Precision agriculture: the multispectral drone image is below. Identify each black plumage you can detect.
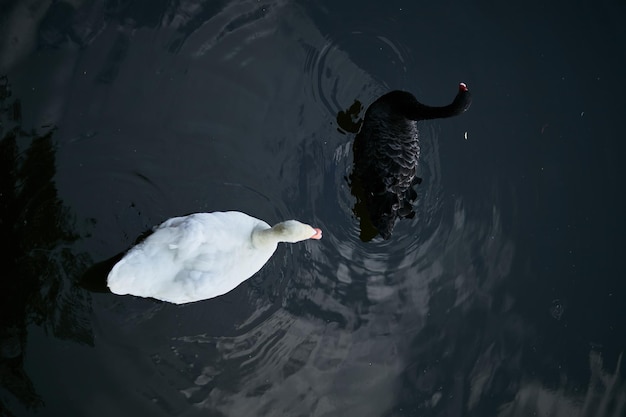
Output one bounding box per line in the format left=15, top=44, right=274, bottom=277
left=351, top=83, right=472, bottom=240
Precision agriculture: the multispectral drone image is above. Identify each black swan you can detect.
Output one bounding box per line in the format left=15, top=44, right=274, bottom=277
left=350, top=83, right=472, bottom=240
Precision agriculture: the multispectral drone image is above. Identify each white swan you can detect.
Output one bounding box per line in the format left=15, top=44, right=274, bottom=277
left=107, top=211, right=322, bottom=304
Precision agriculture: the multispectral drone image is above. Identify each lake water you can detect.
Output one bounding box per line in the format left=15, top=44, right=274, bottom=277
left=1, top=0, right=625, bottom=416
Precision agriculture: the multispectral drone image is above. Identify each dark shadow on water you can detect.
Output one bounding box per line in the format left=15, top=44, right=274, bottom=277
left=0, top=76, right=93, bottom=416
left=346, top=172, right=379, bottom=242
left=337, top=98, right=378, bottom=242
left=336, top=98, right=362, bottom=135
left=79, top=253, right=123, bottom=293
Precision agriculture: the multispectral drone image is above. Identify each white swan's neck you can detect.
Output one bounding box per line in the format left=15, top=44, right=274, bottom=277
left=251, top=225, right=279, bottom=248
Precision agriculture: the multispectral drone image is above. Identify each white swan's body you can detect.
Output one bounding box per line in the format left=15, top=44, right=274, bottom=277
left=107, top=211, right=322, bottom=304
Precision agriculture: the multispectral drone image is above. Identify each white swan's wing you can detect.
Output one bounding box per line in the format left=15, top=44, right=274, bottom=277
left=107, top=214, right=216, bottom=298
left=107, top=212, right=275, bottom=304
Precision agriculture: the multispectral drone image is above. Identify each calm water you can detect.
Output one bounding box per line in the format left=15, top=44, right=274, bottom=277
left=1, top=0, right=625, bottom=416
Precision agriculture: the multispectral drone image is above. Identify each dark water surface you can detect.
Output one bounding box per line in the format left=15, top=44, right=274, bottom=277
left=1, top=0, right=625, bottom=416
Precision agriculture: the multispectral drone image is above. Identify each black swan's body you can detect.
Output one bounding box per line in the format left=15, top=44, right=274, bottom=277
left=351, top=83, right=472, bottom=240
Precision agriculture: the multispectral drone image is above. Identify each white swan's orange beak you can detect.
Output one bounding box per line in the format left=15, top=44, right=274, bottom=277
left=311, top=228, right=323, bottom=240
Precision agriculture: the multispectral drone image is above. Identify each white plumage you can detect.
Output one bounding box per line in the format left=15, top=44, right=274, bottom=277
left=107, top=211, right=322, bottom=304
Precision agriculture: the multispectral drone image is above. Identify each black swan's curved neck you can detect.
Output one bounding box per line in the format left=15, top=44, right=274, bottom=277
left=407, top=100, right=466, bottom=120
left=381, top=83, right=472, bottom=121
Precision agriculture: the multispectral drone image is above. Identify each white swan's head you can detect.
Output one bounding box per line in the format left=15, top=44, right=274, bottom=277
left=252, top=220, right=322, bottom=248
left=271, top=220, right=322, bottom=243
left=251, top=220, right=322, bottom=244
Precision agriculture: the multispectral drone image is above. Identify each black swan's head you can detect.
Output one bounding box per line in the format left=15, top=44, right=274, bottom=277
left=453, top=82, right=472, bottom=115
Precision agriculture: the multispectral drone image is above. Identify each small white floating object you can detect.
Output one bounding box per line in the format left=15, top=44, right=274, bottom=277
left=107, top=211, right=322, bottom=304
left=464, top=131, right=468, bottom=140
